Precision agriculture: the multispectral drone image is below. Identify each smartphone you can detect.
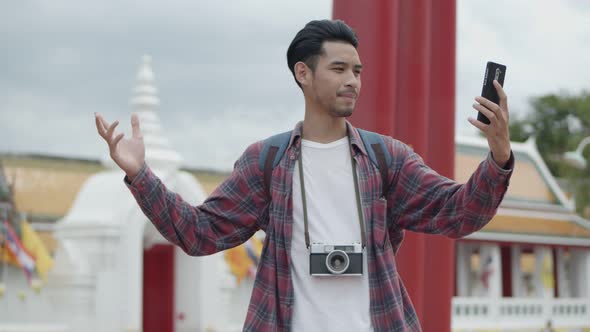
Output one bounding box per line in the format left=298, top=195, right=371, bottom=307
left=477, top=61, right=507, bottom=125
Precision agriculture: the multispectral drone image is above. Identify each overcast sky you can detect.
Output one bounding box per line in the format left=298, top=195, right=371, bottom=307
left=1, top=0, right=589, bottom=171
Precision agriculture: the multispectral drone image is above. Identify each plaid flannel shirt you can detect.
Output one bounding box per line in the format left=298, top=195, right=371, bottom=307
left=126, top=121, right=514, bottom=331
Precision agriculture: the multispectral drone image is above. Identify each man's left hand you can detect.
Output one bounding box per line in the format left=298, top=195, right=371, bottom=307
left=468, top=80, right=511, bottom=167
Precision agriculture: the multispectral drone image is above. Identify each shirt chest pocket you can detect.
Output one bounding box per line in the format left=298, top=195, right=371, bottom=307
left=371, top=198, right=389, bottom=249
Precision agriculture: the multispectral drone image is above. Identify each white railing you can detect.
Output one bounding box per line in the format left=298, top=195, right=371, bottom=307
left=0, top=324, right=69, bottom=332
left=452, top=297, right=590, bottom=330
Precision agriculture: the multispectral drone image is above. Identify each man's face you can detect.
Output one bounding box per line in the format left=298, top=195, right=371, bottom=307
left=306, top=41, right=362, bottom=117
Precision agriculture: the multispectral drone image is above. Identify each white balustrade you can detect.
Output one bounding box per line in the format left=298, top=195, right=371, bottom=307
left=452, top=297, right=590, bottom=330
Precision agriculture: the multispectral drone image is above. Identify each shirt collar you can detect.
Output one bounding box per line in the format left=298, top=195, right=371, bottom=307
left=288, top=120, right=368, bottom=157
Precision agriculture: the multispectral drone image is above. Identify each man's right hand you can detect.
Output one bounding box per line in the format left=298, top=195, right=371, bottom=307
left=95, top=113, right=145, bottom=181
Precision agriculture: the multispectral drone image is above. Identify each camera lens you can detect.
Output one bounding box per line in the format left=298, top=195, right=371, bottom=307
left=325, top=250, right=350, bottom=274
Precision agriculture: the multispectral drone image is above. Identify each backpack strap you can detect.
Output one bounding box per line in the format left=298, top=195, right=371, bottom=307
left=259, top=131, right=292, bottom=196
left=357, top=129, right=393, bottom=198
left=259, top=128, right=393, bottom=198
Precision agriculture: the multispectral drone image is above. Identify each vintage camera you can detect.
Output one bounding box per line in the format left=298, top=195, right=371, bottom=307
left=309, top=243, right=363, bottom=276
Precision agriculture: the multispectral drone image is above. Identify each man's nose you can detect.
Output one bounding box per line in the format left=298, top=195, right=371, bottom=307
left=344, top=71, right=360, bottom=88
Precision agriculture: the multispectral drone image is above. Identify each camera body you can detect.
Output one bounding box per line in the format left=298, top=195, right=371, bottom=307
left=309, top=243, right=363, bottom=276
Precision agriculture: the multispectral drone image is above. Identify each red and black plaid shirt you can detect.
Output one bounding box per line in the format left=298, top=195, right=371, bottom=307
left=126, top=121, right=513, bottom=331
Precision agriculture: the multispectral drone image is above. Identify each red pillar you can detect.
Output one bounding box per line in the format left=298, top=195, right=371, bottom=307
left=334, top=0, right=456, bottom=330
left=143, top=244, right=175, bottom=332
left=501, top=246, right=513, bottom=297
left=332, top=0, right=399, bottom=134
left=422, top=1, right=456, bottom=330
left=391, top=0, right=432, bottom=321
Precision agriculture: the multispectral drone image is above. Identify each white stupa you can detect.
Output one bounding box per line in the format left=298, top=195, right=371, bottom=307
left=0, top=56, right=245, bottom=332
left=102, top=55, right=182, bottom=172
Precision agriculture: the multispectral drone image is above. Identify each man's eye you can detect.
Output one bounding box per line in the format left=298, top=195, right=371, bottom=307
left=333, top=67, right=344, bottom=72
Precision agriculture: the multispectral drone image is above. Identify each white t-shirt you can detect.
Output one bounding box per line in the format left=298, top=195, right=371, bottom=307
left=290, top=137, right=373, bottom=332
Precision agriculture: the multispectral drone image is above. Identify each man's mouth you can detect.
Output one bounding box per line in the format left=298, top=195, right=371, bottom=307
left=338, top=92, right=357, bottom=100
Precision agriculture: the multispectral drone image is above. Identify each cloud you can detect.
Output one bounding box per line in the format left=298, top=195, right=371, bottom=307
left=2, top=0, right=590, bottom=169
left=0, top=0, right=331, bottom=171
left=456, top=0, right=590, bottom=132
left=456, top=0, right=590, bottom=134
left=166, top=105, right=304, bottom=170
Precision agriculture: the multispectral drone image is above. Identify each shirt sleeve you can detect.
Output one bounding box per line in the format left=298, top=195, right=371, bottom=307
left=386, top=139, right=514, bottom=239
left=125, top=141, right=269, bottom=255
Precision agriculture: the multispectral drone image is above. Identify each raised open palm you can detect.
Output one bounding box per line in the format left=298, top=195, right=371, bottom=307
left=95, top=113, right=145, bottom=179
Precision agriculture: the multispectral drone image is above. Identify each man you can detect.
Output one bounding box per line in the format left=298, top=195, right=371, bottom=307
left=95, top=20, right=513, bottom=332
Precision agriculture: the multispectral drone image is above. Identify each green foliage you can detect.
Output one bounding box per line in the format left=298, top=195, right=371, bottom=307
left=0, top=187, right=8, bottom=201
left=508, top=117, right=531, bottom=143
left=0, top=168, right=10, bottom=202
left=509, top=91, right=590, bottom=216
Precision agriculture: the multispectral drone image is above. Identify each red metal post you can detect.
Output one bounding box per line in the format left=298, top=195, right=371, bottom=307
left=332, top=0, right=399, bottom=134
left=143, top=244, right=175, bottom=332
left=334, top=0, right=457, bottom=330
left=421, top=0, right=456, bottom=330
left=391, top=0, right=433, bottom=321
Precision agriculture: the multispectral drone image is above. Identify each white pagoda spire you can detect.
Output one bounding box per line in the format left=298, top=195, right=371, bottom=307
left=103, top=55, right=182, bottom=171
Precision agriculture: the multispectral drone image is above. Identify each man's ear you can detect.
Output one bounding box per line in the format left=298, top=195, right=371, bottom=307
left=294, top=61, right=311, bottom=87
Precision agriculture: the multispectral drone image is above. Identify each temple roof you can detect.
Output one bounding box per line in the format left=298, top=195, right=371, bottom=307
left=456, top=135, right=590, bottom=246
left=0, top=154, right=226, bottom=222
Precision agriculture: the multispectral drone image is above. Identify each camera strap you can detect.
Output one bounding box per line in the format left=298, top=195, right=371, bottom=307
left=297, top=128, right=366, bottom=249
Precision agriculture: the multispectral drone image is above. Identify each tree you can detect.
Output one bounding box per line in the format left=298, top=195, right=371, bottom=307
left=508, top=91, right=590, bottom=217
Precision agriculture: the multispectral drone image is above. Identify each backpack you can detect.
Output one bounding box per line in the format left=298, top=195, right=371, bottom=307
left=258, top=128, right=392, bottom=198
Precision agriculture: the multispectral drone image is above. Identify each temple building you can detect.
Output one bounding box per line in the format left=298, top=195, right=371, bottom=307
left=452, top=136, right=590, bottom=331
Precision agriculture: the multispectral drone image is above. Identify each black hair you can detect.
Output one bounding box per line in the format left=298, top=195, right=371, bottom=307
left=287, top=20, right=359, bottom=88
